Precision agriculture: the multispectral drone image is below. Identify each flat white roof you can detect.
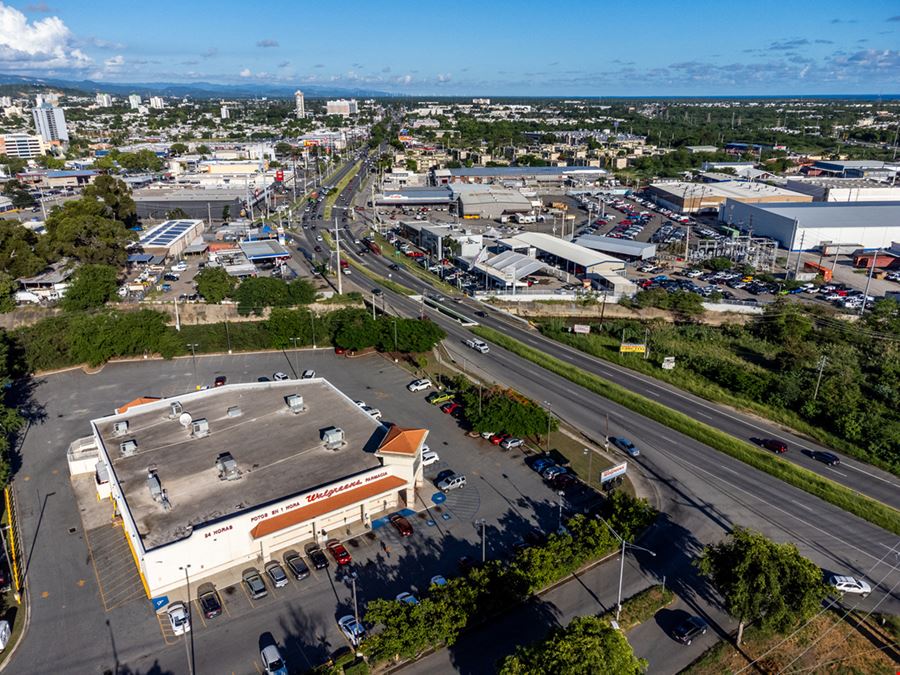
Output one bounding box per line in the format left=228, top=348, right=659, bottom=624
left=499, top=231, right=623, bottom=269
left=650, top=181, right=808, bottom=201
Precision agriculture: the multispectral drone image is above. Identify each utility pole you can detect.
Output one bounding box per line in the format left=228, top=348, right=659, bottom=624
left=812, top=355, right=827, bottom=401
left=310, top=312, right=317, bottom=348
left=596, top=518, right=656, bottom=623
left=584, top=447, right=594, bottom=488
left=179, top=564, right=194, bottom=675
left=860, top=248, right=879, bottom=315
left=792, top=232, right=805, bottom=280
left=289, top=337, right=301, bottom=376
left=557, top=490, right=565, bottom=531
left=543, top=401, right=552, bottom=453
left=605, top=413, right=610, bottom=450
left=224, top=320, right=232, bottom=354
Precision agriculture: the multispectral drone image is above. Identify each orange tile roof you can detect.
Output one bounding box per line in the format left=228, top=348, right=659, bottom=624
left=115, top=397, right=162, bottom=414
left=377, top=426, right=428, bottom=456
left=250, top=474, right=407, bottom=539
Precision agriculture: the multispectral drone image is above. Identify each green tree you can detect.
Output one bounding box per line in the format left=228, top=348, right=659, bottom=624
left=697, top=527, right=828, bottom=645
left=43, top=198, right=137, bottom=266
left=165, top=208, right=190, bottom=220
left=0, top=221, right=46, bottom=277
left=499, top=616, right=647, bottom=675
left=0, top=273, right=16, bottom=313
left=2, top=180, right=35, bottom=209
left=169, top=142, right=188, bottom=156
left=377, top=318, right=445, bottom=353
left=194, top=267, right=236, bottom=303
left=461, top=387, right=558, bottom=437
left=221, top=204, right=231, bottom=222
left=35, top=154, right=66, bottom=169
left=332, top=309, right=379, bottom=350
left=83, top=175, right=138, bottom=228
left=61, top=264, right=118, bottom=311
left=0, top=154, right=27, bottom=175
left=405, top=158, right=418, bottom=172
left=196, top=144, right=211, bottom=156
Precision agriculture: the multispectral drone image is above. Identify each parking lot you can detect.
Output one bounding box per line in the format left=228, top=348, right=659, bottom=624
left=15, top=348, right=590, bottom=674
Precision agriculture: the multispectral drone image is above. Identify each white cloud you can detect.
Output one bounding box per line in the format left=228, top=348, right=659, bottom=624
left=104, top=54, right=123, bottom=68
left=0, top=1, right=92, bottom=71
left=239, top=67, right=252, bottom=77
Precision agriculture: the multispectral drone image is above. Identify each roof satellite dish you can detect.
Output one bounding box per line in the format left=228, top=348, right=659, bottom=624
left=179, top=412, right=193, bottom=427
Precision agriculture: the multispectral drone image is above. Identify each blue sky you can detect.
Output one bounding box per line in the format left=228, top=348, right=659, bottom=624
left=1, top=0, right=898, bottom=95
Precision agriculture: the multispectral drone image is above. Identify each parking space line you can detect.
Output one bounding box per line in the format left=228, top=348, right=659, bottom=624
left=192, top=598, right=207, bottom=629
left=238, top=578, right=257, bottom=609
left=156, top=612, right=178, bottom=646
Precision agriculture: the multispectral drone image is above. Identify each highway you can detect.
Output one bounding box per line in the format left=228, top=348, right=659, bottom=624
left=293, top=166, right=900, bottom=672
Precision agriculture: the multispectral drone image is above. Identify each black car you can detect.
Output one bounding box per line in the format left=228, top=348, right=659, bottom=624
left=197, top=583, right=222, bottom=619
left=283, top=550, right=310, bottom=580
left=672, top=616, right=707, bottom=645
left=306, top=545, right=329, bottom=569
left=388, top=263, right=400, bottom=271
left=812, top=450, right=840, bottom=466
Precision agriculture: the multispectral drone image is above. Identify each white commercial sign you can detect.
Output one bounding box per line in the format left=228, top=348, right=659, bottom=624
left=600, top=462, right=628, bottom=483
left=573, top=324, right=591, bottom=334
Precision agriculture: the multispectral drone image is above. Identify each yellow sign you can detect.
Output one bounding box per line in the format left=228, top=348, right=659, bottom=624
left=619, top=343, right=646, bottom=354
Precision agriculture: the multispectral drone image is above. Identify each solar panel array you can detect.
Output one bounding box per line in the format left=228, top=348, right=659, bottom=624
left=139, top=220, right=199, bottom=249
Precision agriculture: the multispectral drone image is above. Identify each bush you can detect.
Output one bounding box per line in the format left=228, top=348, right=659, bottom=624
left=61, top=264, right=118, bottom=311
left=194, top=267, right=236, bottom=303
left=235, top=277, right=316, bottom=315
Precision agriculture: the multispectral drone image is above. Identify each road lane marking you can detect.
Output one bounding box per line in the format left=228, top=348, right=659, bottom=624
left=720, top=465, right=740, bottom=475
left=842, top=463, right=900, bottom=489
left=828, top=468, right=849, bottom=478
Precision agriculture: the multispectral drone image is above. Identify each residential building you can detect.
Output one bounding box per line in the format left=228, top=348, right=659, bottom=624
left=32, top=104, right=69, bottom=143
left=295, top=90, right=305, bottom=118
left=0, top=132, right=45, bottom=159
left=128, top=94, right=142, bottom=109
left=326, top=99, right=358, bottom=117
left=96, top=93, right=113, bottom=107
left=149, top=96, right=165, bottom=109
left=220, top=105, right=230, bottom=120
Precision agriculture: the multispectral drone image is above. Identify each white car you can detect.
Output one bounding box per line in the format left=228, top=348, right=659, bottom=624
left=354, top=400, right=366, bottom=408
left=362, top=406, right=382, bottom=420
left=273, top=371, right=289, bottom=381
left=301, top=370, right=316, bottom=379
left=829, top=574, right=871, bottom=597
left=464, top=338, right=490, bottom=354
left=260, top=644, right=288, bottom=675
left=407, top=378, right=432, bottom=392
left=166, top=601, right=191, bottom=636
left=422, top=449, right=440, bottom=466
left=338, top=615, right=365, bottom=646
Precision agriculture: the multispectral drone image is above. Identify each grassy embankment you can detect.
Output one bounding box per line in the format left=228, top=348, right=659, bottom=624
left=471, top=326, right=900, bottom=537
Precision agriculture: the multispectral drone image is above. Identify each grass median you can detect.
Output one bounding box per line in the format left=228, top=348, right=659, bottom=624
left=472, top=325, right=900, bottom=537
left=322, top=230, right=413, bottom=296
left=372, top=233, right=458, bottom=295
left=323, top=160, right=362, bottom=220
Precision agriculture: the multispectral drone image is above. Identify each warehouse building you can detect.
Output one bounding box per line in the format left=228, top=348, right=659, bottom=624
left=375, top=187, right=454, bottom=206
left=399, top=221, right=484, bottom=258
left=573, top=234, right=658, bottom=260
left=783, top=177, right=900, bottom=203
left=137, top=219, right=205, bottom=258
left=718, top=200, right=900, bottom=251
left=646, top=180, right=811, bottom=214
left=499, top=231, right=627, bottom=276
left=805, top=160, right=899, bottom=180
left=82, top=380, right=428, bottom=599
left=453, top=184, right=533, bottom=219
left=432, top=165, right=605, bottom=186
left=133, top=188, right=249, bottom=220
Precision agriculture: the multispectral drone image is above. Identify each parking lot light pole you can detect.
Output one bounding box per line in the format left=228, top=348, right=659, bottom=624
left=584, top=447, right=594, bottom=488
left=597, top=518, right=656, bottom=623
left=557, top=490, right=565, bottom=531
left=477, top=518, right=487, bottom=563
left=179, top=564, right=194, bottom=675
left=310, top=312, right=317, bottom=349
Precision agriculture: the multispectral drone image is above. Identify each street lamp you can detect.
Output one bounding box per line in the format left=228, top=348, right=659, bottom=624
left=583, top=447, right=594, bottom=488
left=310, top=312, right=317, bottom=349
left=557, top=490, right=565, bottom=532
left=289, top=337, right=301, bottom=377
left=597, top=518, right=656, bottom=623
left=477, top=518, right=487, bottom=563
left=178, top=564, right=195, bottom=675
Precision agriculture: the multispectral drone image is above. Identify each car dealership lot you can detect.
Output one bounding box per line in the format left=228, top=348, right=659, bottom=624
left=12, top=349, right=576, bottom=674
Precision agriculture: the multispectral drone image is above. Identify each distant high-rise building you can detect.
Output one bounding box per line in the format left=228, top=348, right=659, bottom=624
left=0, top=97, right=11, bottom=107
left=295, top=90, right=305, bottom=118
left=220, top=105, right=230, bottom=120
left=0, top=133, right=45, bottom=159
left=32, top=104, right=69, bottom=143
left=149, top=96, right=165, bottom=109
left=326, top=99, right=358, bottom=117
left=472, top=98, right=491, bottom=105
left=96, top=93, right=113, bottom=107
left=128, top=94, right=141, bottom=109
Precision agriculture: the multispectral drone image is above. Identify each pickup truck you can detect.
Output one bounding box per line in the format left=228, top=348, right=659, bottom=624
left=464, top=338, right=489, bottom=354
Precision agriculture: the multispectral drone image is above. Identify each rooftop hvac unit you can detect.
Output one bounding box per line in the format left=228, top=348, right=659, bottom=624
left=119, top=439, right=138, bottom=457
left=112, top=421, right=129, bottom=437
left=322, top=427, right=345, bottom=450
left=169, top=401, right=184, bottom=419
left=226, top=406, right=242, bottom=418
left=147, top=469, right=171, bottom=510
left=285, top=394, right=306, bottom=414
left=191, top=418, right=210, bottom=438
left=215, top=452, right=241, bottom=481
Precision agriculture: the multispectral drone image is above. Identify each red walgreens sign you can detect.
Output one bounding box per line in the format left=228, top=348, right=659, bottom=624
left=275, top=169, right=284, bottom=182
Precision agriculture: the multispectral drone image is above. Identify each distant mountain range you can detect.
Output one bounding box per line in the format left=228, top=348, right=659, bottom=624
left=0, top=73, right=390, bottom=99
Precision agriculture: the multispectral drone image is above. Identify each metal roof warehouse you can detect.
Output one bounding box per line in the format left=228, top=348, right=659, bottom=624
left=137, top=219, right=205, bottom=258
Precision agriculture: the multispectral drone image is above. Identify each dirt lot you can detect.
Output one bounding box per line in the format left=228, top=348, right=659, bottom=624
left=684, top=610, right=900, bottom=674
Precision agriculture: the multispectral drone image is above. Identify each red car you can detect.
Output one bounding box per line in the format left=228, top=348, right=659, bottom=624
left=490, top=433, right=510, bottom=446
left=441, top=402, right=462, bottom=415
left=389, top=514, right=413, bottom=537
left=761, top=439, right=788, bottom=453
left=334, top=346, right=346, bottom=355
left=326, top=540, right=352, bottom=566
left=214, top=376, right=227, bottom=387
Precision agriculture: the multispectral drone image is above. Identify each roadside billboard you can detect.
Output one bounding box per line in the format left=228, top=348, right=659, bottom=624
left=619, top=343, right=646, bottom=354
left=600, top=462, right=628, bottom=484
